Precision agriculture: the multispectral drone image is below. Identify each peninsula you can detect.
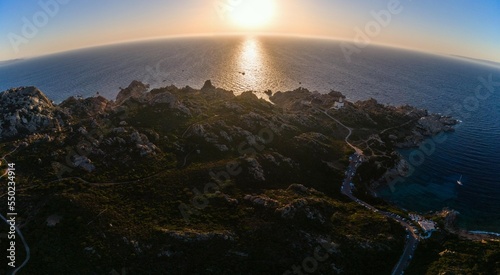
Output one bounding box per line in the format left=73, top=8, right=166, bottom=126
left=0, top=80, right=498, bottom=274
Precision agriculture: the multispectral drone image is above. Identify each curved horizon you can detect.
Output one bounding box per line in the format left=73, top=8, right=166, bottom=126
left=1, top=1, right=499, bottom=63
left=3, top=33, right=499, bottom=71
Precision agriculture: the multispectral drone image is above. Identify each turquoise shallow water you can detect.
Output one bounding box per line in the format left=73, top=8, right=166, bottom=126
left=1, top=35, right=499, bottom=232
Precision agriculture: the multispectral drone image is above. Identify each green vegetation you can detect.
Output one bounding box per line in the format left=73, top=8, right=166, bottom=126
left=406, top=232, right=500, bottom=275
left=0, top=82, right=479, bottom=274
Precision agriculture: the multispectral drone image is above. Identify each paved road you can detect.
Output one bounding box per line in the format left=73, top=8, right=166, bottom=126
left=392, top=230, right=419, bottom=275
left=320, top=108, right=419, bottom=274
left=340, top=153, right=419, bottom=275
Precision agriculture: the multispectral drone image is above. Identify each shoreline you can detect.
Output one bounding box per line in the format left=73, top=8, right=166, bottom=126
left=359, top=112, right=498, bottom=239
left=438, top=207, right=500, bottom=241
left=373, top=188, right=500, bottom=241
left=447, top=227, right=500, bottom=242
left=370, top=170, right=500, bottom=241
left=469, top=230, right=500, bottom=237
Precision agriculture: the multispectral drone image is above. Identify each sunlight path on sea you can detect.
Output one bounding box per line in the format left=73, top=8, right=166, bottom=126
left=220, top=36, right=285, bottom=99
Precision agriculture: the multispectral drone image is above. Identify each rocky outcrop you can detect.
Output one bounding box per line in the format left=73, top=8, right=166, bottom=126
left=72, top=155, right=95, bottom=172
left=130, top=130, right=159, bottom=157
left=115, top=80, right=149, bottom=105
left=146, top=86, right=192, bottom=115
left=201, top=80, right=215, bottom=91
left=162, top=229, right=236, bottom=242
left=243, top=194, right=279, bottom=208
left=60, top=95, right=109, bottom=117
left=244, top=157, right=266, bottom=181
left=276, top=198, right=326, bottom=223
left=287, top=183, right=311, bottom=195
left=395, top=115, right=458, bottom=148
left=243, top=187, right=327, bottom=224
left=0, top=86, right=60, bottom=139
left=149, top=92, right=177, bottom=106
left=271, top=87, right=343, bottom=111
left=417, top=114, right=457, bottom=136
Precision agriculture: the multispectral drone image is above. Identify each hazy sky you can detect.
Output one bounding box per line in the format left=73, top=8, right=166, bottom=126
left=1, top=0, right=499, bottom=62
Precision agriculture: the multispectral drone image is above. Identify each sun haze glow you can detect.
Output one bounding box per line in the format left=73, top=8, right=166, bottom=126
left=0, top=1, right=499, bottom=63
left=229, top=0, right=276, bottom=29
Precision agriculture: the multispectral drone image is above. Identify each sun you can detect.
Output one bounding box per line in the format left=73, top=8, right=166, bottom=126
left=230, top=0, right=276, bottom=29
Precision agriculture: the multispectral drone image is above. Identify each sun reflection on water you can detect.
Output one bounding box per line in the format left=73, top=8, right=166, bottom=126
left=216, top=36, right=286, bottom=100
left=239, top=38, right=261, bottom=70
left=237, top=37, right=263, bottom=87
left=232, top=37, right=271, bottom=99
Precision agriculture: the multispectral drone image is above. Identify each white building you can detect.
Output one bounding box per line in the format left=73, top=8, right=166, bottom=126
left=418, top=220, right=436, bottom=232
left=333, top=97, right=345, bottom=109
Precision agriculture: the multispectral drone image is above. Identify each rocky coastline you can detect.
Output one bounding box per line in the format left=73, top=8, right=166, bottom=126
left=3, top=80, right=490, bottom=274
left=436, top=208, right=500, bottom=241
left=0, top=80, right=459, bottom=197
left=0, top=79, right=460, bottom=196
left=0, top=80, right=457, bottom=144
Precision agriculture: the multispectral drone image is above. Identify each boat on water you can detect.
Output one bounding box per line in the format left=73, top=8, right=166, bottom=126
left=457, top=175, right=463, bottom=186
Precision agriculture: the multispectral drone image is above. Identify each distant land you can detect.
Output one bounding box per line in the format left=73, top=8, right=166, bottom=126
left=0, top=58, right=24, bottom=66
left=450, top=54, right=500, bottom=67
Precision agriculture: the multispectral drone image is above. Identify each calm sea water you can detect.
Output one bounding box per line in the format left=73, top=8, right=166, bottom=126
left=1, top=35, right=499, bottom=232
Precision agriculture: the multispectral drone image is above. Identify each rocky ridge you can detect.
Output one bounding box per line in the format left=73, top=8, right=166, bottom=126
left=0, top=80, right=466, bottom=274
left=0, top=86, right=64, bottom=139
left=0, top=80, right=458, bottom=183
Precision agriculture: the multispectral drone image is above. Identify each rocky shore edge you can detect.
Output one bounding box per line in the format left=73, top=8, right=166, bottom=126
left=437, top=208, right=500, bottom=241
left=0, top=79, right=460, bottom=194
left=1, top=80, right=497, bottom=274
left=0, top=79, right=457, bottom=142
left=372, top=116, right=459, bottom=189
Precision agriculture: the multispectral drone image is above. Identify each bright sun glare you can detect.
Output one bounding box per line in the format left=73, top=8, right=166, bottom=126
left=230, top=0, right=276, bottom=29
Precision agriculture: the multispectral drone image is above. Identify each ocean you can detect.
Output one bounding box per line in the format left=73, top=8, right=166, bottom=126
left=1, top=35, right=499, bottom=232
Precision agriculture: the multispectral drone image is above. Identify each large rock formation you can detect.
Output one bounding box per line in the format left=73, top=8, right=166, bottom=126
left=60, top=95, right=110, bottom=117
left=417, top=114, right=457, bottom=136
left=0, top=86, right=61, bottom=139
left=115, top=80, right=150, bottom=105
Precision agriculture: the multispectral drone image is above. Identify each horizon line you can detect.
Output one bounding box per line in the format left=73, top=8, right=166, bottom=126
left=2, top=32, right=500, bottom=67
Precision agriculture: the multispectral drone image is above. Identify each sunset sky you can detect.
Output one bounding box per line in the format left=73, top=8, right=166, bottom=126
left=1, top=0, right=499, bottom=62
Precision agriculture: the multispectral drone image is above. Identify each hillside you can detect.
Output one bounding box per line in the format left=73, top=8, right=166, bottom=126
left=2, top=81, right=496, bottom=274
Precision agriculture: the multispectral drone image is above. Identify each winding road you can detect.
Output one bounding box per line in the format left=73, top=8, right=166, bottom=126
left=321, top=110, right=363, bottom=155
left=1, top=108, right=419, bottom=274
left=341, top=154, right=419, bottom=275
left=321, top=109, right=419, bottom=275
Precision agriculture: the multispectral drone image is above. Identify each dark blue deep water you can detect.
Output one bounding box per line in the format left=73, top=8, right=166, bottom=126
left=1, top=35, right=499, bottom=232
